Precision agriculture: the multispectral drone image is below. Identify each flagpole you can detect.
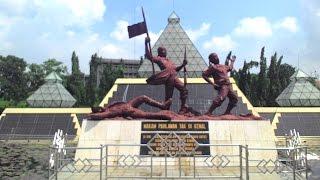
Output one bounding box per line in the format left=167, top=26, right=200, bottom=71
left=142, top=7, right=155, bottom=75
left=184, top=46, right=187, bottom=88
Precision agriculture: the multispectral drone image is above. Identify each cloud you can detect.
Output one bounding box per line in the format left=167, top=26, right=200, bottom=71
left=110, top=19, right=162, bottom=44
left=87, top=33, right=99, bottom=43
left=234, top=17, right=273, bottom=38
left=0, top=14, right=19, bottom=51
left=0, top=0, right=29, bottom=15
left=0, top=0, right=107, bottom=73
left=66, top=30, right=75, bottom=37
left=100, top=43, right=124, bottom=58
left=132, top=30, right=163, bottom=47
left=110, top=20, right=129, bottom=41
left=274, top=17, right=298, bottom=33
left=58, top=0, right=105, bottom=22
left=186, top=23, right=211, bottom=42
left=300, top=0, right=320, bottom=73
left=100, top=25, right=162, bottom=59
left=317, top=10, right=320, bottom=16
left=203, top=35, right=237, bottom=52
left=34, top=0, right=106, bottom=27
left=149, top=31, right=162, bottom=44
left=0, top=0, right=106, bottom=28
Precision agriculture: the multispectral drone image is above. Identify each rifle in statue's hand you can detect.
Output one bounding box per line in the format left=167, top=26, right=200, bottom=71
left=225, top=51, right=232, bottom=65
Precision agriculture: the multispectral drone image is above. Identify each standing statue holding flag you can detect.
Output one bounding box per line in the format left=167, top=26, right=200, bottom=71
left=128, top=7, right=189, bottom=114
left=144, top=37, right=189, bottom=114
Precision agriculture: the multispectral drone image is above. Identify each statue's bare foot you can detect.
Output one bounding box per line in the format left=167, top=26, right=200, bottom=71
left=178, top=106, right=189, bottom=114
left=88, top=114, right=103, bottom=120
left=240, top=113, right=252, bottom=117
left=188, top=107, right=201, bottom=116
left=163, top=98, right=173, bottom=110
left=91, top=107, right=104, bottom=113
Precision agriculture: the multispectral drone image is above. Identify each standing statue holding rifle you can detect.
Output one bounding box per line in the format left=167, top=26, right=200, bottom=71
left=202, top=53, right=238, bottom=115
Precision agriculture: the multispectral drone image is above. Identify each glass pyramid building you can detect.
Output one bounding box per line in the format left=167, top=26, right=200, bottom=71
left=26, top=72, right=76, bottom=107
left=138, top=12, right=208, bottom=78
left=276, top=69, right=320, bottom=106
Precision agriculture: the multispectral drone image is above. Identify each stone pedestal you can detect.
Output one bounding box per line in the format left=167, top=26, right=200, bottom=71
left=75, top=119, right=277, bottom=166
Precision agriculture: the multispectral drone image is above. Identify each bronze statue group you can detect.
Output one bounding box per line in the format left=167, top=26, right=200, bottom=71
left=88, top=36, right=251, bottom=121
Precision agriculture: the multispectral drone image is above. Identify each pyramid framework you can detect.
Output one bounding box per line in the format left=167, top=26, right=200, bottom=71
left=26, top=72, right=76, bottom=107
left=276, top=69, right=320, bottom=106
left=138, top=12, right=208, bottom=78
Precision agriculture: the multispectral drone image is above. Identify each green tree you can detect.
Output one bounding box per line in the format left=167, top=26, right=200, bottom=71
left=237, top=60, right=259, bottom=104
left=86, top=54, right=99, bottom=106
left=0, top=55, right=28, bottom=104
left=257, top=47, right=269, bottom=106
left=267, top=53, right=282, bottom=106
left=71, top=51, right=80, bottom=74
left=233, top=48, right=295, bottom=107
left=98, top=64, right=124, bottom=103
left=42, top=58, right=68, bottom=76
left=86, top=54, right=124, bottom=106
left=66, top=51, right=86, bottom=106
left=27, top=63, right=45, bottom=93
left=279, top=63, right=295, bottom=91
left=42, top=58, right=69, bottom=87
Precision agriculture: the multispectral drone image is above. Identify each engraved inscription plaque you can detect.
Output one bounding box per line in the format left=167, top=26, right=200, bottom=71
left=140, top=122, right=210, bottom=156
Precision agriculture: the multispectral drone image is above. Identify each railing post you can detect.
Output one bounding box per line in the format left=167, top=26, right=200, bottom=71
left=105, top=145, right=108, bottom=180
left=193, top=153, right=196, bottom=178
left=245, top=145, right=249, bottom=180
left=54, top=148, right=58, bottom=180
left=165, top=153, right=167, bottom=178
left=49, top=147, right=51, bottom=179
left=305, top=147, right=308, bottom=180
left=150, top=154, right=153, bottom=178
left=239, top=145, right=243, bottom=180
left=49, top=146, right=51, bottom=180
left=179, top=152, right=182, bottom=177
left=292, top=147, right=296, bottom=180
left=100, top=145, right=103, bottom=180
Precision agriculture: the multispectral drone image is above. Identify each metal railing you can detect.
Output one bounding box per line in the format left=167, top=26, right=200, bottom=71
left=248, top=146, right=308, bottom=180
left=49, top=145, right=309, bottom=179
left=0, top=134, right=76, bottom=141
left=50, top=144, right=248, bottom=179
left=48, top=132, right=309, bottom=179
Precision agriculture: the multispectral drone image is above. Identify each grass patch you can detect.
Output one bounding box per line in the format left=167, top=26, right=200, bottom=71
left=0, top=140, right=77, bottom=179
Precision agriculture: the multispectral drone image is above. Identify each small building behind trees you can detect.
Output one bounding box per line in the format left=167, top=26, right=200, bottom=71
left=90, top=55, right=142, bottom=87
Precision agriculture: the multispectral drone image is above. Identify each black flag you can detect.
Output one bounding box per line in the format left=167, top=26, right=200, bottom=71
left=127, top=21, right=147, bottom=39
left=127, top=7, right=155, bottom=74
